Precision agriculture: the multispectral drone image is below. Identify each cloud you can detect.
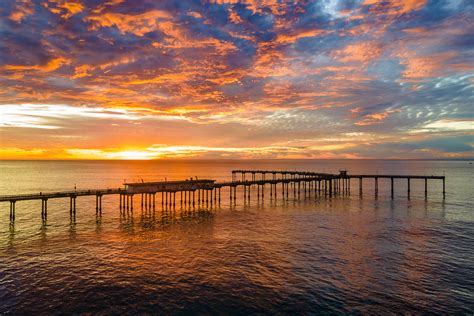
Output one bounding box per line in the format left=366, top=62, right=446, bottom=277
left=362, top=0, right=428, bottom=15
left=0, top=0, right=472, bottom=159
left=85, top=10, right=172, bottom=36
left=3, top=57, right=71, bottom=72
left=44, top=0, right=84, bottom=19
left=9, top=0, right=34, bottom=22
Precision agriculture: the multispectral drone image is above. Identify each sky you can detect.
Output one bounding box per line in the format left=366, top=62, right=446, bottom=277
left=0, top=0, right=473, bottom=160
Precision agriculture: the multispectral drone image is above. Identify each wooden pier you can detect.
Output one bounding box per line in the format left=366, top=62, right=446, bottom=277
left=0, top=170, right=445, bottom=221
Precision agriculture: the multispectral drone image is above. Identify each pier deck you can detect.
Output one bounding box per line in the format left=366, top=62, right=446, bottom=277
left=1, top=170, right=446, bottom=221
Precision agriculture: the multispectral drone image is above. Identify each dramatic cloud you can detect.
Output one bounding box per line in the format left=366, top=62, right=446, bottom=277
left=0, top=0, right=472, bottom=159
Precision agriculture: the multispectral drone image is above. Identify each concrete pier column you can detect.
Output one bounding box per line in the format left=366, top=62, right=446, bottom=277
left=10, top=201, right=16, bottom=220
left=193, top=191, right=195, bottom=206
left=407, top=178, right=411, bottom=198
left=443, top=178, right=446, bottom=198
left=219, top=188, right=221, bottom=203
left=130, top=194, right=134, bottom=210
left=359, top=177, right=363, bottom=195
left=153, top=193, right=156, bottom=208
left=162, top=192, right=164, bottom=206
left=424, top=178, right=428, bottom=198
left=391, top=178, right=394, bottom=198
left=234, top=187, right=237, bottom=202
left=375, top=177, right=378, bottom=196
left=40, top=199, right=48, bottom=219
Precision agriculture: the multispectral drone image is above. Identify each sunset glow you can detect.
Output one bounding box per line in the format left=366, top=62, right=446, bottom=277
left=0, top=0, right=473, bottom=159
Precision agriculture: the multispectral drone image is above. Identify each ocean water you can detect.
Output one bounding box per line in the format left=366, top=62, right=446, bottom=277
left=0, top=159, right=473, bottom=314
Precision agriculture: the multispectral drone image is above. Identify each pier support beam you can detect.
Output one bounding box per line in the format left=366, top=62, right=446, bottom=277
left=443, top=178, right=446, bottom=198
left=407, top=178, right=411, bottom=198
left=424, top=178, right=428, bottom=198
left=95, top=194, right=102, bottom=214
left=375, top=177, right=378, bottom=196
left=10, top=201, right=15, bottom=221
left=391, top=178, right=394, bottom=198
left=41, top=198, right=48, bottom=219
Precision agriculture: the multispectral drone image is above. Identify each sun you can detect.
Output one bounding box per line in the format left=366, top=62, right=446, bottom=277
left=108, top=150, right=156, bottom=160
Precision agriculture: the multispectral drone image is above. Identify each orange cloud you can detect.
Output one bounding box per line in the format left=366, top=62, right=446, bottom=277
left=333, top=41, right=383, bottom=64
left=228, top=8, right=242, bottom=24
left=44, top=0, right=84, bottom=19
left=4, top=57, right=70, bottom=72
left=398, top=50, right=458, bottom=79
left=354, top=110, right=399, bottom=126
left=86, top=10, right=172, bottom=36
left=123, top=71, right=198, bottom=86
left=363, top=0, right=427, bottom=15
left=9, top=0, right=34, bottom=22
left=72, top=64, right=94, bottom=79
left=275, top=29, right=324, bottom=45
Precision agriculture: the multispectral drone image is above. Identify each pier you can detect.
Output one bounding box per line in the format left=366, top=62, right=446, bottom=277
left=1, top=170, right=445, bottom=221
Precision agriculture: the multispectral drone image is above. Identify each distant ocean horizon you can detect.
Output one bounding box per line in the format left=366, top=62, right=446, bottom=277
left=1, top=158, right=473, bottom=160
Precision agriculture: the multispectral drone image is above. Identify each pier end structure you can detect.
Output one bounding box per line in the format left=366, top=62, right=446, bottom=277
left=124, top=179, right=216, bottom=194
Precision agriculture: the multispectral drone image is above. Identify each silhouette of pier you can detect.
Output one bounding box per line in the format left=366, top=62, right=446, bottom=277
left=1, top=170, right=445, bottom=221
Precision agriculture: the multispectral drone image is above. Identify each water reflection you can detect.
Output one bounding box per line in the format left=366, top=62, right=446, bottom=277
left=39, top=218, right=48, bottom=243
left=6, top=221, right=15, bottom=251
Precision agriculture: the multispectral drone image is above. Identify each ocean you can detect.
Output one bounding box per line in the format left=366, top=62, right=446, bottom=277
left=0, top=159, right=473, bottom=314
